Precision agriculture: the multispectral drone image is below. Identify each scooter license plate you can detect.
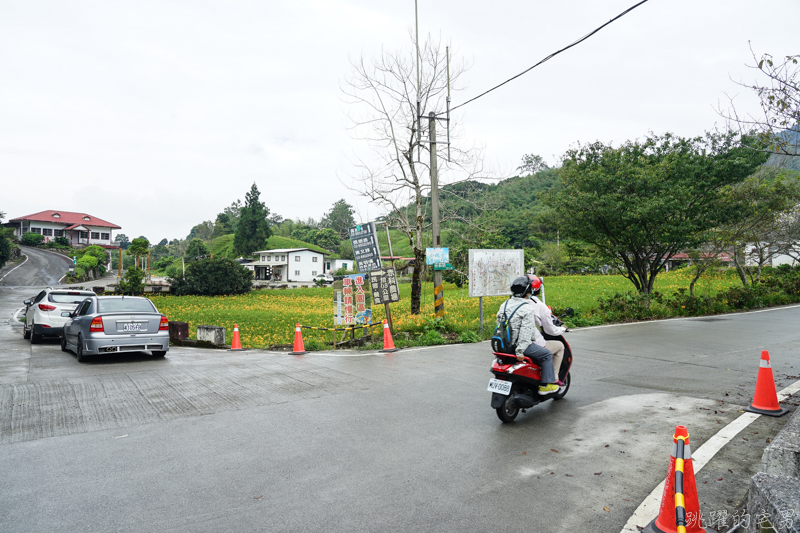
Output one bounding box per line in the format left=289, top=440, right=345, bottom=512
left=488, top=378, right=512, bottom=395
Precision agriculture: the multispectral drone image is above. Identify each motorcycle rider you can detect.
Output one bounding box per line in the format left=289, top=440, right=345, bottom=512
left=497, top=274, right=566, bottom=395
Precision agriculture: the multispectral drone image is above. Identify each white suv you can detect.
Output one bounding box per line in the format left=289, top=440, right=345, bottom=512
left=23, top=287, right=96, bottom=343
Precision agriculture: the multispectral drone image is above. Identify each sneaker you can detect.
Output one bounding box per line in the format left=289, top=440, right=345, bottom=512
left=538, top=383, right=559, bottom=395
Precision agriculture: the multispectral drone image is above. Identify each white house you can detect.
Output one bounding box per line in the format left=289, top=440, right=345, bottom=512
left=250, top=248, right=327, bottom=282
left=8, top=210, right=121, bottom=248
left=325, top=258, right=353, bottom=273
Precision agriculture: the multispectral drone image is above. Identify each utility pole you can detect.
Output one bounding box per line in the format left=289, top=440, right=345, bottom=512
left=429, top=112, right=444, bottom=318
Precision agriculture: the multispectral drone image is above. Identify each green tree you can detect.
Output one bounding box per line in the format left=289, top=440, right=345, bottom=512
left=168, top=258, right=253, bottom=296
left=313, top=228, right=341, bottom=251
left=184, top=238, right=210, bottom=261
left=127, top=237, right=150, bottom=267
left=517, top=154, right=551, bottom=176
left=321, top=199, right=356, bottom=239
left=114, top=234, right=131, bottom=249
left=212, top=213, right=232, bottom=238
left=0, top=211, right=10, bottom=269
left=234, top=183, right=272, bottom=256
left=158, top=238, right=168, bottom=246
left=118, top=266, right=145, bottom=295
left=543, top=132, right=769, bottom=294
left=223, top=199, right=243, bottom=232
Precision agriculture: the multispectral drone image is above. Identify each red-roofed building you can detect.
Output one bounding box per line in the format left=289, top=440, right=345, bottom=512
left=8, top=210, right=121, bottom=248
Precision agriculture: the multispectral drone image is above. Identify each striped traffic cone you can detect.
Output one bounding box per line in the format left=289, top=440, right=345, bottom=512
left=379, top=319, right=398, bottom=353
left=642, top=426, right=706, bottom=533
left=289, top=323, right=307, bottom=355
left=745, top=350, right=788, bottom=417
left=230, top=324, right=243, bottom=351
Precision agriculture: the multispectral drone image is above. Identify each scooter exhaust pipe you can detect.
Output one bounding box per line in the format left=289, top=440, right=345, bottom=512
left=512, top=393, right=536, bottom=409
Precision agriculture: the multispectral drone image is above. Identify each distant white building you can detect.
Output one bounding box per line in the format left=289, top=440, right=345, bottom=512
left=325, top=258, right=353, bottom=273
left=250, top=248, right=327, bottom=282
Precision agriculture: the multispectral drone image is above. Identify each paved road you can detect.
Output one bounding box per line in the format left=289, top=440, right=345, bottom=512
left=0, top=246, right=72, bottom=287
left=0, top=284, right=797, bottom=532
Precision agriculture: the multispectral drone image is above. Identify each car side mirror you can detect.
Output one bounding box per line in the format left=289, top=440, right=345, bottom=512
left=24, top=300, right=31, bottom=306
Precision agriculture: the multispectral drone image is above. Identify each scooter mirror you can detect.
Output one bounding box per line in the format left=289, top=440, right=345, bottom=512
left=563, top=307, right=575, bottom=317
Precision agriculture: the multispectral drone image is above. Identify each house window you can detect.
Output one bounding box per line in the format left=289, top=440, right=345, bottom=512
left=267, top=255, right=272, bottom=261
left=52, top=213, right=60, bottom=218
left=294, top=270, right=300, bottom=276
left=261, top=255, right=265, bottom=261
left=312, top=271, right=317, bottom=276
left=54, top=230, right=64, bottom=237
left=42, top=228, right=53, bottom=236
left=80, top=231, right=88, bottom=239
left=295, top=256, right=301, bottom=262
left=342, top=263, right=348, bottom=270
left=326, top=262, right=331, bottom=270
left=31, top=227, right=42, bottom=234
left=281, top=255, right=286, bottom=261
left=101, top=233, right=109, bottom=240
left=91, top=232, right=100, bottom=239
left=83, top=216, right=90, bottom=221
left=312, top=256, right=318, bottom=262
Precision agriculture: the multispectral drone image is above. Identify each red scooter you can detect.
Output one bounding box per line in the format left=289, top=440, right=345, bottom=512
left=488, top=307, right=574, bottom=423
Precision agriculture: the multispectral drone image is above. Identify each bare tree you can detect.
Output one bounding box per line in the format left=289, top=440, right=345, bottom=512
left=720, top=45, right=799, bottom=157
left=342, top=35, right=488, bottom=314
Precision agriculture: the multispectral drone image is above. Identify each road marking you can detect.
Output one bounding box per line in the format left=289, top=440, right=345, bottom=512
left=0, top=254, right=29, bottom=283
left=620, top=379, right=800, bottom=532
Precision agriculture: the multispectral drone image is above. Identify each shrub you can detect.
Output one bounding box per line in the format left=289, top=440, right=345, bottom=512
left=21, top=232, right=45, bottom=246
left=458, top=330, right=481, bottom=343
left=54, top=236, right=70, bottom=247
left=77, top=255, right=98, bottom=270
left=168, top=258, right=253, bottom=296
left=119, top=267, right=145, bottom=295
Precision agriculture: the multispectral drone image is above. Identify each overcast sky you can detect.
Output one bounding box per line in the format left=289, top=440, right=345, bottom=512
left=1, top=0, right=798, bottom=243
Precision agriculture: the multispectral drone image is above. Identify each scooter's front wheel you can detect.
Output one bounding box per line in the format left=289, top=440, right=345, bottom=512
left=496, top=394, right=519, bottom=423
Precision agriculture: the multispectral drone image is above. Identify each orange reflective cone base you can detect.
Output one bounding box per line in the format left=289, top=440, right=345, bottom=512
left=745, top=350, right=787, bottom=417
left=289, top=323, right=307, bottom=355
left=642, top=426, right=706, bottom=533
left=230, top=324, right=242, bottom=351
left=379, top=319, right=398, bottom=353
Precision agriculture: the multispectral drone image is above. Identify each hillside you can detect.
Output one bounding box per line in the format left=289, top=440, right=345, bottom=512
left=209, top=234, right=330, bottom=259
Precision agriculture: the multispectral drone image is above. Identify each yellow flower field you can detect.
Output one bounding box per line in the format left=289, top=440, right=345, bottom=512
left=146, top=269, right=739, bottom=349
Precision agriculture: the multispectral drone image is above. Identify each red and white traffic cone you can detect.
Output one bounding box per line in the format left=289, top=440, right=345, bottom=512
left=289, top=323, right=307, bottom=355
left=642, top=426, right=706, bottom=533
left=379, top=319, right=398, bottom=353
left=745, top=350, right=788, bottom=417
left=230, top=324, right=242, bottom=351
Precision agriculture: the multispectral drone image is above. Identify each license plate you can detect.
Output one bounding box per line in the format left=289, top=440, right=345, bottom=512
left=122, top=322, right=143, bottom=332
left=488, top=378, right=512, bottom=395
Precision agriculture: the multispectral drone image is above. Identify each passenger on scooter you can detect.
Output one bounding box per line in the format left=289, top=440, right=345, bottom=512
left=528, top=276, right=567, bottom=388
left=497, top=275, right=565, bottom=395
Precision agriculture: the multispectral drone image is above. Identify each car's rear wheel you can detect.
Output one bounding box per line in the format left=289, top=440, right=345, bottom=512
left=30, top=322, right=41, bottom=344
left=76, top=334, right=88, bottom=363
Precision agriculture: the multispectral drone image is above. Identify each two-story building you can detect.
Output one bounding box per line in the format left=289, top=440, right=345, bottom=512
left=249, top=248, right=327, bottom=282
left=8, top=210, right=121, bottom=248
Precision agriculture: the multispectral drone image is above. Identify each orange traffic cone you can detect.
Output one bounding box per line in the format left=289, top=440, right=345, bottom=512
left=289, top=323, right=307, bottom=355
left=379, top=319, right=398, bottom=353
left=745, top=350, right=788, bottom=417
left=642, top=426, right=706, bottom=533
left=230, top=324, right=242, bottom=351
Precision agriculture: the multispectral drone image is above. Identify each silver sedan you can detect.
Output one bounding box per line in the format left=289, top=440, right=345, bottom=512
left=61, top=296, right=170, bottom=362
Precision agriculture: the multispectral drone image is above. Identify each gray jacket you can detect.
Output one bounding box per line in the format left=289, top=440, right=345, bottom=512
left=496, top=297, right=537, bottom=357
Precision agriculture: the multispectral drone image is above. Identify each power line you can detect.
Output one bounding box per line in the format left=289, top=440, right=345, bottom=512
left=446, top=0, right=651, bottom=114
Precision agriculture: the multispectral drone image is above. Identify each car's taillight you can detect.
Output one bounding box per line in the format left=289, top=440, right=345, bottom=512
left=159, top=316, right=169, bottom=331
left=38, top=303, right=57, bottom=311
left=90, top=317, right=104, bottom=332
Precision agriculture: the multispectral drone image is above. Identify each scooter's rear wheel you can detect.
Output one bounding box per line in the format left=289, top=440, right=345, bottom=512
left=496, top=395, right=519, bottom=423
left=553, top=373, right=571, bottom=400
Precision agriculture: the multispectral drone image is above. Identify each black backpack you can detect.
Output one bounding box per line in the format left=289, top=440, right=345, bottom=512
left=491, top=300, right=524, bottom=354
